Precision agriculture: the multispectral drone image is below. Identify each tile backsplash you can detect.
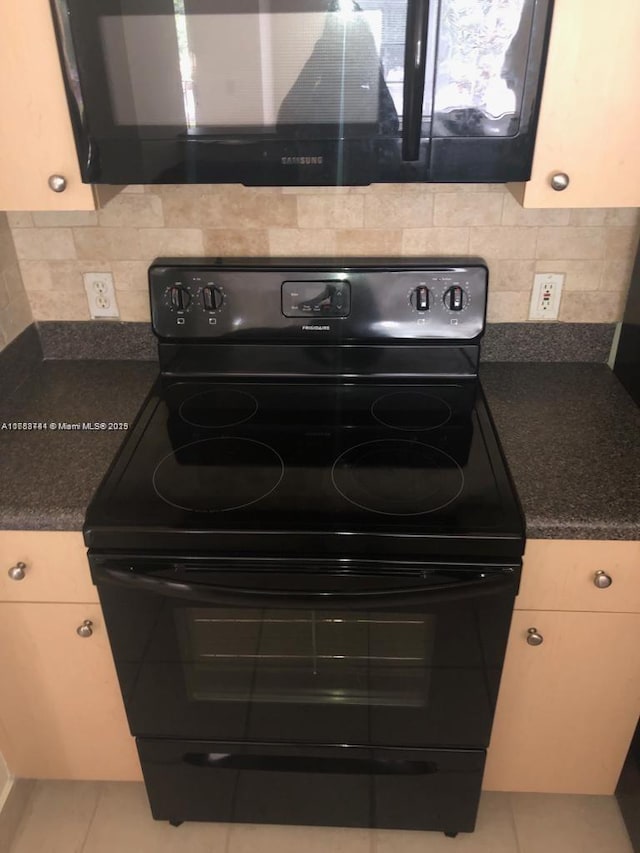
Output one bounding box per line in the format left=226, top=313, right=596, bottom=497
left=0, top=213, right=33, bottom=351
left=7, top=184, right=640, bottom=324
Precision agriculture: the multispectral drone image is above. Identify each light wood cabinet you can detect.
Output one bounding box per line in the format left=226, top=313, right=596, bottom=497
left=0, top=3, right=96, bottom=211
left=484, top=539, right=640, bottom=794
left=0, top=531, right=141, bottom=781
left=508, top=0, right=640, bottom=208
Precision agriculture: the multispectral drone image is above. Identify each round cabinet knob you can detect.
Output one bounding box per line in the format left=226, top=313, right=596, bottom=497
left=8, top=561, right=26, bottom=581
left=526, top=627, right=544, bottom=646
left=48, top=174, right=67, bottom=193
left=76, top=619, right=93, bottom=638
left=444, top=286, right=467, bottom=312
left=594, top=570, right=613, bottom=589
left=550, top=172, right=570, bottom=192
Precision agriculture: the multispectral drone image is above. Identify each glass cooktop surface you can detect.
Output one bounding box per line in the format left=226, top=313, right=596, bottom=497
left=88, top=379, right=522, bottom=541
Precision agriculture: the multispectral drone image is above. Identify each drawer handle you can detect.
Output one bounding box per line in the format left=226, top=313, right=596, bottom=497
left=594, top=570, right=613, bottom=589
left=8, top=562, right=26, bottom=581
left=526, top=627, right=544, bottom=646
left=76, top=620, right=93, bottom=638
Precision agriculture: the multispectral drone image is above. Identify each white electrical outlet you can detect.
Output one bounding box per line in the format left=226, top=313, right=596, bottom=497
left=529, top=273, right=564, bottom=321
left=83, top=272, right=119, bottom=319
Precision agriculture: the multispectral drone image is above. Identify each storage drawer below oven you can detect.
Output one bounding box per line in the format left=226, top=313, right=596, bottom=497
left=137, top=739, right=484, bottom=833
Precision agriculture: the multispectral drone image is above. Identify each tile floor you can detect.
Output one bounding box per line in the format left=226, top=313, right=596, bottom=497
left=1, top=781, right=634, bottom=853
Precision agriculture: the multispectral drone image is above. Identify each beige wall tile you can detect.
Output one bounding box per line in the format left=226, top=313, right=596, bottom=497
left=29, top=290, right=91, bottom=321
left=401, top=227, right=469, bottom=255
left=32, top=210, right=98, bottom=228
left=0, top=214, right=33, bottom=349
left=503, top=193, right=570, bottom=226
left=486, top=291, right=530, bottom=322
left=336, top=229, right=403, bottom=255
left=111, top=261, right=152, bottom=291
left=1, top=289, right=33, bottom=341
left=297, top=196, right=364, bottom=229
left=560, top=291, right=626, bottom=322
left=160, top=192, right=225, bottom=228
left=433, top=193, right=503, bottom=226
left=605, top=208, right=640, bottom=227
left=470, top=227, right=537, bottom=259
left=268, top=228, right=337, bottom=255
left=535, top=259, right=604, bottom=292
left=13, top=228, right=76, bottom=260
left=19, top=260, right=85, bottom=292
left=223, top=191, right=297, bottom=228
left=489, top=260, right=536, bottom=291
left=98, top=194, right=163, bottom=228
left=137, top=228, right=204, bottom=258
left=117, top=291, right=151, bottom=322
left=121, top=185, right=145, bottom=194
left=364, top=191, right=434, bottom=228
left=536, top=227, right=607, bottom=260
left=73, top=228, right=142, bottom=261
left=568, top=209, right=608, bottom=226
left=6, top=212, right=33, bottom=228
left=602, top=259, right=635, bottom=292
left=202, top=229, right=269, bottom=256
left=605, top=226, right=639, bottom=259
left=281, top=185, right=357, bottom=195
left=0, top=273, right=10, bottom=310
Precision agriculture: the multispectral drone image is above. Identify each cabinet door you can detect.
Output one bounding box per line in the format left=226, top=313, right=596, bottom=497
left=0, top=531, right=98, bottom=604
left=0, top=602, right=141, bottom=780
left=484, top=609, right=640, bottom=794
left=0, top=3, right=96, bottom=210
left=508, top=0, right=640, bottom=208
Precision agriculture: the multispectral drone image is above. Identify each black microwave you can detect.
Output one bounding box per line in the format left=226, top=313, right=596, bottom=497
left=51, top=0, right=554, bottom=187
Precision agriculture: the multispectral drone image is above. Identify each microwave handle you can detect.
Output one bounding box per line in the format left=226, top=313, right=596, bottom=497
left=99, top=567, right=515, bottom=609
left=402, top=0, right=430, bottom=161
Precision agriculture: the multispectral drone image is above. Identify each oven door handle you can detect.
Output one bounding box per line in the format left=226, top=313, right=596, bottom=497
left=99, top=567, right=515, bottom=609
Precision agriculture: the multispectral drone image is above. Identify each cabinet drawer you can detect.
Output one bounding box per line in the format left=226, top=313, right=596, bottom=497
left=517, top=540, right=640, bottom=613
left=0, top=531, right=97, bottom=603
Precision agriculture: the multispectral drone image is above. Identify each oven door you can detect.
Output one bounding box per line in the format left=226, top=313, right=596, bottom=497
left=52, top=0, right=551, bottom=185
left=92, top=556, right=518, bottom=749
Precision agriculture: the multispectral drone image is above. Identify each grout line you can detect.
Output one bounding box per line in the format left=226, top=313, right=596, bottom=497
left=78, top=782, right=105, bottom=853
left=507, top=792, right=525, bottom=853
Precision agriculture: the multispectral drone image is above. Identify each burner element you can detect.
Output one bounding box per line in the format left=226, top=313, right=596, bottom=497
left=153, top=437, right=284, bottom=513
left=371, top=392, right=452, bottom=431
left=179, top=389, right=258, bottom=428
left=332, top=439, right=464, bottom=515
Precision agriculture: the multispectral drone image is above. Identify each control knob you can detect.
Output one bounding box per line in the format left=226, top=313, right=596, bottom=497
left=411, top=286, right=430, bottom=312
left=202, top=286, right=224, bottom=311
left=169, top=285, right=191, bottom=311
left=444, top=286, right=467, bottom=311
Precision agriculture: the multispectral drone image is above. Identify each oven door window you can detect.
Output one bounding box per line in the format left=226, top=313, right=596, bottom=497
left=98, top=576, right=514, bottom=748
left=179, top=608, right=435, bottom=708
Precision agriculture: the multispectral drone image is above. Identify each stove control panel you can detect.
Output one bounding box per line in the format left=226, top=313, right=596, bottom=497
left=150, top=260, right=488, bottom=341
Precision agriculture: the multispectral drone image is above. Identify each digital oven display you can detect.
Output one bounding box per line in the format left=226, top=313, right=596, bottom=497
left=282, top=280, right=351, bottom=318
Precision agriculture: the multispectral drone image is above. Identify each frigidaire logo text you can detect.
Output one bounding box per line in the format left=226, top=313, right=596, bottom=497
left=302, top=325, right=331, bottom=331
left=281, top=156, right=324, bottom=166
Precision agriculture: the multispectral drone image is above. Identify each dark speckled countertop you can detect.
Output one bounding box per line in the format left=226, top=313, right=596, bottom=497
left=0, top=361, right=157, bottom=530
left=480, top=363, right=640, bottom=540
left=0, top=344, right=638, bottom=539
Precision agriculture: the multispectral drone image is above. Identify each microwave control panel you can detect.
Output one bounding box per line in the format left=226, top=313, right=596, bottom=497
left=150, top=259, right=488, bottom=341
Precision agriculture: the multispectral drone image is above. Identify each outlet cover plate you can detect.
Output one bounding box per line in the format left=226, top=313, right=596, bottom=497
left=83, top=272, right=120, bottom=319
left=529, top=273, right=564, bottom=321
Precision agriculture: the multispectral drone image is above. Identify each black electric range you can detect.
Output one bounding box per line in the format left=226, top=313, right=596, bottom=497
left=85, top=258, right=524, bottom=837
